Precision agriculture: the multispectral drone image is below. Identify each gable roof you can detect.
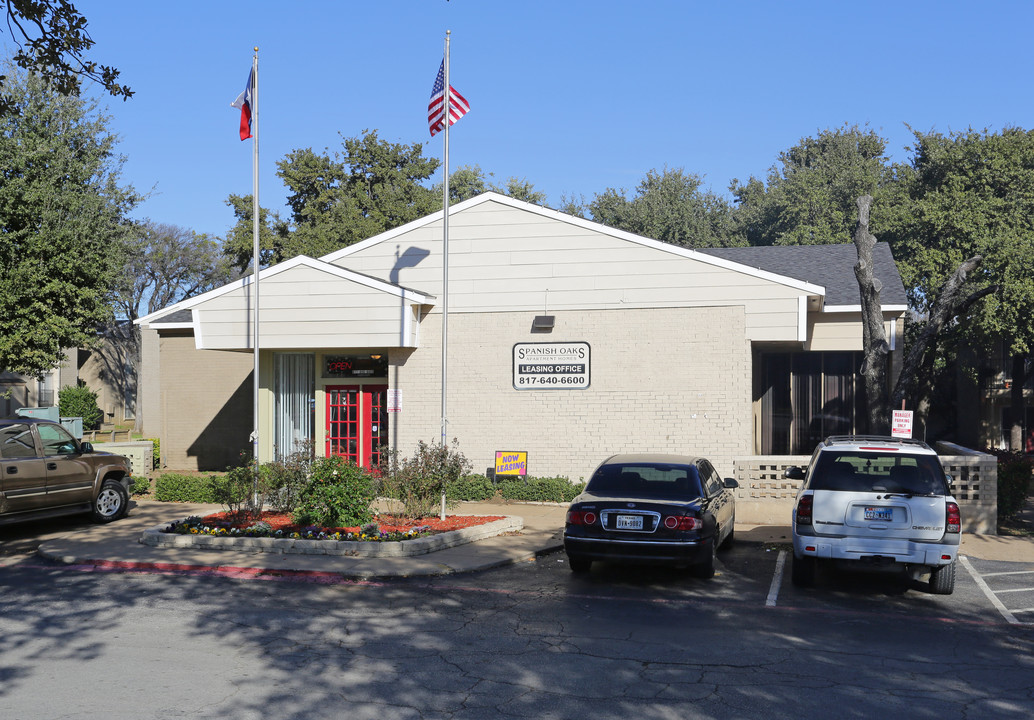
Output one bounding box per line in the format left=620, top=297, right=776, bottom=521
left=321, top=192, right=827, bottom=298
left=696, top=243, right=908, bottom=309
left=136, top=255, right=433, bottom=327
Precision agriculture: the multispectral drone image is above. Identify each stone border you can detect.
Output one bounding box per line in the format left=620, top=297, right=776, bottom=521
left=140, top=515, right=524, bottom=557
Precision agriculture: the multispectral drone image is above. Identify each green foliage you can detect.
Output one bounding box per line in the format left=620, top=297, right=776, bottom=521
left=257, top=445, right=312, bottom=513
left=729, top=124, right=902, bottom=247
left=0, top=0, right=132, bottom=116
left=57, top=384, right=103, bottom=430
left=211, top=465, right=259, bottom=521
left=894, top=127, right=1034, bottom=347
left=154, top=473, right=223, bottom=503
left=992, top=450, right=1033, bottom=522
left=293, top=455, right=375, bottom=527
left=588, top=167, right=739, bottom=248
left=378, top=440, right=473, bottom=520
left=498, top=476, right=585, bottom=503
left=0, top=63, right=138, bottom=375
left=129, top=476, right=150, bottom=496
left=223, top=129, right=441, bottom=271
left=446, top=474, right=496, bottom=502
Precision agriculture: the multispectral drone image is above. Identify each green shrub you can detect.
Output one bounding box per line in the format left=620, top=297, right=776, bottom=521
left=258, top=446, right=312, bottom=513
left=377, top=439, right=472, bottom=520
left=293, top=455, right=375, bottom=527
left=58, top=384, right=104, bottom=430
left=446, top=474, right=496, bottom=502
left=498, top=475, right=585, bottom=503
left=994, top=450, right=1033, bottom=522
left=130, top=476, right=150, bottom=496
left=154, top=473, right=222, bottom=503
left=145, top=438, right=160, bottom=469
left=212, top=465, right=260, bottom=521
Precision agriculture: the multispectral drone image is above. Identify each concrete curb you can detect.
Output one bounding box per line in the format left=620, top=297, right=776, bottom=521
left=140, top=516, right=525, bottom=557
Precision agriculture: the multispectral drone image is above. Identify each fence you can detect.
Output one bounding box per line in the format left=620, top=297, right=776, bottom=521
left=732, top=451, right=998, bottom=534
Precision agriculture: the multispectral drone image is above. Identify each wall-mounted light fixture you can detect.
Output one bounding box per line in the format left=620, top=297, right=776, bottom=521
left=532, top=315, right=555, bottom=331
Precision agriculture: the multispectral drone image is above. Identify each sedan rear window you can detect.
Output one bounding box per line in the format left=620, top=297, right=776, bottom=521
left=810, top=451, right=947, bottom=495
left=586, top=463, right=704, bottom=499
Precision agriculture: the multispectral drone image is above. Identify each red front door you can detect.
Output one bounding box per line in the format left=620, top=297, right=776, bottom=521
left=326, top=385, right=387, bottom=469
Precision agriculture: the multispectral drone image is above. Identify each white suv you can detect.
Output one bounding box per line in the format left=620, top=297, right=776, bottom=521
left=785, top=435, right=961, bottom=594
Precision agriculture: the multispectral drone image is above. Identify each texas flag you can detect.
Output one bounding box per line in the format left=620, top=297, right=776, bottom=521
left=231, top=68, right=254, bottom=141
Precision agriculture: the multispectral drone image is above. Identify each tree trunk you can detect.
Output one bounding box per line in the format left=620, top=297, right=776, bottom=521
left=853, top=195, right=997, bottom=439
left=852, top=196, right=891, bottom=434
left=1009, top=353, right=1028, bottom=451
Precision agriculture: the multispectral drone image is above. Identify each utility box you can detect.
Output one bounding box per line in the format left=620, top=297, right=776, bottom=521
left=60, top=416, right=84, bottom=440
left=16, top=406, right=60, bottom=423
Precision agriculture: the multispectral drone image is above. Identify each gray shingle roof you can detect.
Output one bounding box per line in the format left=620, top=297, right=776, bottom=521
left=148, top=309, right=193, bottom=324
left=696, top=242, right=908, bottom=307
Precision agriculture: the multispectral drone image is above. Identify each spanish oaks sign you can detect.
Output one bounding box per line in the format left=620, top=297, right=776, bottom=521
left=512, top=342, right=591, bottom=390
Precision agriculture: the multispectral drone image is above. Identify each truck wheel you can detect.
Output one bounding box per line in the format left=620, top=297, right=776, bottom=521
left=92, top=479, right=128, bottom=523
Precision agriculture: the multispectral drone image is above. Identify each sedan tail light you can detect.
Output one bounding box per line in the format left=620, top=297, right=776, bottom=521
left=796, top=495, right=813, bottom=526
left=945, top=502, right=961, bottom=534
left=663, top=515, right=702, bottom=531
left=567, top=510, right=596, bottom=526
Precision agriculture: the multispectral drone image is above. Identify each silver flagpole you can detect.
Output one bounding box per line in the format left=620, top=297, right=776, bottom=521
left=440, top=31, right=451, bottom=519
left=251, top=48, right=261, bottom=496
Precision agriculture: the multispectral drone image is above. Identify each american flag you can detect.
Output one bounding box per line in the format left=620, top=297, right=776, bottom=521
left=427, top=60, right=470, bottom=137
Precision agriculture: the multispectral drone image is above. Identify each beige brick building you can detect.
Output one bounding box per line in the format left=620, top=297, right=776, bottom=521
left=136, top=193, right=907, bottom=478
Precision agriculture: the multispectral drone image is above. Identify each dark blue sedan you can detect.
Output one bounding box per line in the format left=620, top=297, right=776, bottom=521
left=563, top=453, right=737, bottom=578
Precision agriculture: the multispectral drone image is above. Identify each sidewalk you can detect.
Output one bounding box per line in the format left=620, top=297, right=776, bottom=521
left=35, top=497, right=1034, bottom=579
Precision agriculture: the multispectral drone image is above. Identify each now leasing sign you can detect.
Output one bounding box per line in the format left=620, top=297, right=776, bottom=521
left=512, top=342, right=590, bottom=390
left=495, top=451, right=527, bottom=476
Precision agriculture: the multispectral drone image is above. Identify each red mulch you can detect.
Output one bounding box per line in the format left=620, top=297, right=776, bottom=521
left=199, top=510, right=504, bottom=536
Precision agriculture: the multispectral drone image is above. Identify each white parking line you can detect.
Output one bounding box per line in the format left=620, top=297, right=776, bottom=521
left=766, top=550, right=786, bottom=607
left=990, top=587, right=1034, bottom=594
left=960, top=555, right=1023, bottom=625
left=980, top=569, right=1034, bottom=577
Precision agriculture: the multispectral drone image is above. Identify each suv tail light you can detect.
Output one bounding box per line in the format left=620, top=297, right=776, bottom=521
left=663, top=515, right=702, bottom=531
left=945, top=502, right=961, bottom=534
left=796, top=495, right=813, bottom=526
left=567, top=510, right=596, bottom=526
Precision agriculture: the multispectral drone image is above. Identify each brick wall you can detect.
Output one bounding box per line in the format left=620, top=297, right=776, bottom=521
left=390, top=306, right=752, bottom=482
left=159, top=333, right=252, bottom=471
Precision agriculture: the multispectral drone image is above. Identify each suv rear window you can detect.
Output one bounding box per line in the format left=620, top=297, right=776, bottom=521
left=809, top=450, right=947, bottom=495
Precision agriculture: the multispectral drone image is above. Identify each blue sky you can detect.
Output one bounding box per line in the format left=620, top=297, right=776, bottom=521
left=49, top=0, right=1034, bottom=240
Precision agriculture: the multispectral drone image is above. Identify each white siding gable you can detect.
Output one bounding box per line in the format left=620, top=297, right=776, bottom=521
left=324, top=194, right=822, bottom=342
left=183, top=257, right=430, bottom=350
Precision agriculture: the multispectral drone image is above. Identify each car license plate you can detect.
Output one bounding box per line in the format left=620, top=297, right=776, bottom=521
left=615, top=515, right=644, bottom=530
left=864, top=507, right=893, bottom=521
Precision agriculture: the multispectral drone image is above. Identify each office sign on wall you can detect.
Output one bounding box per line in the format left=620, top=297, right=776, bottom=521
left=512, top=342, right=590, bottom=390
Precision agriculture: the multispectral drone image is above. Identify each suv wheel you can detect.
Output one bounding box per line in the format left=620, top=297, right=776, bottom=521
left=92, top=479, right=128, bottom=523
left=791, top=554, right=817, bottom=587
left=929, top=558, right=957, bottom=595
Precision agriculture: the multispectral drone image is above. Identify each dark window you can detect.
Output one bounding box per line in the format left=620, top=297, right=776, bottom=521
left=758, top=351, right=869, bottom=454
left=809, top=451, right=947, bottom=495
left=0, top=424, right=37, bottom=459
left=587, top=463, right=703, bottom=499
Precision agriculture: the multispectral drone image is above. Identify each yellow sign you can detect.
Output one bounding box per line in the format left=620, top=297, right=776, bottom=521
left=495, top=450, right=527, bottom=476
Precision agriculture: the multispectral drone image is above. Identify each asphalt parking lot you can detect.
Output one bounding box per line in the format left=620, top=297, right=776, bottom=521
left=506, top=543, right=1034, bottom=630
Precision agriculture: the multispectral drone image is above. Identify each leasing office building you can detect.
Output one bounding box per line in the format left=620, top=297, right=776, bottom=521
left=136, top=193, right=907, bottom=479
